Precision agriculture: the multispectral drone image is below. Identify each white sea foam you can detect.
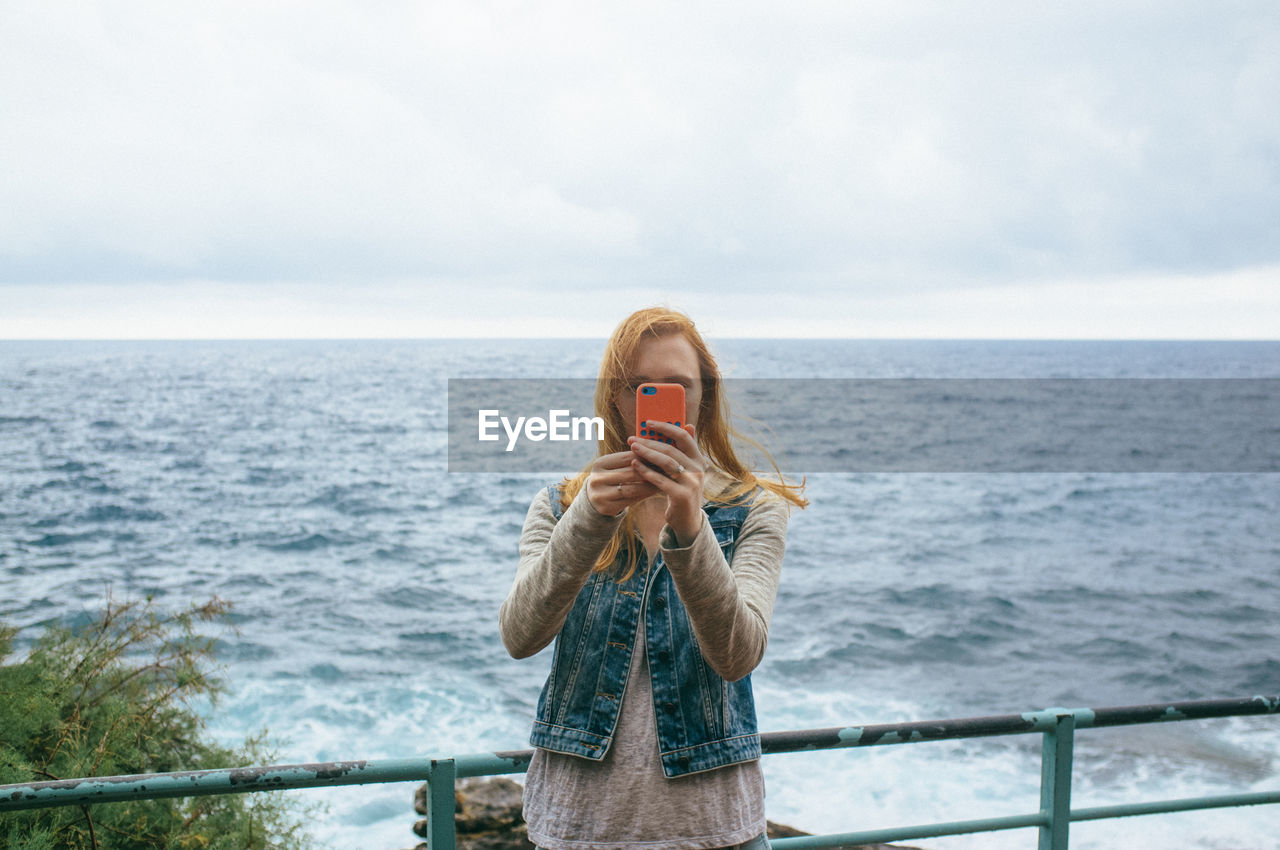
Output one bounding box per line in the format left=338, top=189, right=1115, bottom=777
left=755, top=686, right=1280, bottom=850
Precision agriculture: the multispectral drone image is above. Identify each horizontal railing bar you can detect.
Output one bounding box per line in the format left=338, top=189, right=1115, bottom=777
left=765, top=789, right=1280, bottom=849
left=761, top=695, right=1280, bottom=755
left=1071, top=789, right=1280, bottom=822
left=2, top=695, right=1275, bottom=817
left=1089, top=696, right=1280, bottom=727
left=770, top=811, right=1048, bottom=848
left=762, top=712, right=1037, bottom=753
left=457, top=752, right=532, bottom=777
left=0, top=758, right=444, bottom=813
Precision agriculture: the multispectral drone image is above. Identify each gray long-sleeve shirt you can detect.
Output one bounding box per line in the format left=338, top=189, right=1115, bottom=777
left=500, top=478, right=789, bottom=848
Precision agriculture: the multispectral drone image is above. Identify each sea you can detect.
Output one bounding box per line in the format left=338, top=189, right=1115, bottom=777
left=1, top=338, right=1277, bottom=849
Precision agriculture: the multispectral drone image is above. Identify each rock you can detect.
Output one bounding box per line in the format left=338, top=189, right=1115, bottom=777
left=413, top=777, right=534, bottom=849
left=409, top=826, right=536, bottom=850
left=410, top=777, right=923, bottom=850
left=765, top=821, right=810, bottom=838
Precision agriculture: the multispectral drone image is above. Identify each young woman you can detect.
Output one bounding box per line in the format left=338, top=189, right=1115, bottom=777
left=500, top=307, right=806, bottom=849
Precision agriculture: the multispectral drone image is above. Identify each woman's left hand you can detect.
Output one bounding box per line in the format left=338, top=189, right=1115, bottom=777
left=627, top=422, right=706, bottom=547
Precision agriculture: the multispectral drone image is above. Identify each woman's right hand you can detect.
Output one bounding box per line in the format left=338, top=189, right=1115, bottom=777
left=585, top=450, right=659, bottom=516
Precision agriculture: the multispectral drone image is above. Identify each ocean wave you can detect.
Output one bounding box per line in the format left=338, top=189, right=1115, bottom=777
left=0, top=415, right=50, bottom=428
left=373, top=544, right=418, bottom=562
left=304, top=483, right=396, bottom=517
left=240, top=466, right=301, bottom=487
left=27, top=530, right=109, bottom=547
left=256, top=532, right=350, bottom=552
left=1068, top=635, right=1151, bottom=660
left=27, top=475, right=119, bottom=494
left=76, top=504, right=167, bottom=523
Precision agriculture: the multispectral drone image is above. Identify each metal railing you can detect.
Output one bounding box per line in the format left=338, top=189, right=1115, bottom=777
left=3, top=696, right=1277, bottom=849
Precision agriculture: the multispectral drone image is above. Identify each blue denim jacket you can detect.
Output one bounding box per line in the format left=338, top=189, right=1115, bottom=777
left=529, top=485, right=762, bottom=778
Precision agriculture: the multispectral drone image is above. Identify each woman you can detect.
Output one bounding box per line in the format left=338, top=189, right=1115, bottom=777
left=499, top=307, right=806, bottom=849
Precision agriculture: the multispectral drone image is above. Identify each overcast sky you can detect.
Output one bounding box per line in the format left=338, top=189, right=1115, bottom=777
left=2, top=1, right=1277, bottom=339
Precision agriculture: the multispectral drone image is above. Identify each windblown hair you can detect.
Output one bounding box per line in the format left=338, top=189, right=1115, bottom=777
left=560, top=306, right=807, bottom=580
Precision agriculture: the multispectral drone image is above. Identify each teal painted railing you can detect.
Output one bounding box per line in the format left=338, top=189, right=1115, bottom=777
left=3, top=696, right=1277, bottom=849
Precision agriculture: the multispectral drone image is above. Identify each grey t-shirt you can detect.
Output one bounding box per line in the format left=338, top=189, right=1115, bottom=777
left=501, top=477, right=789, bottom=848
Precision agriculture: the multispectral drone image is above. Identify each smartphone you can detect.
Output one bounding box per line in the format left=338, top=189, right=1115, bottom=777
left=636, top=383, right=685, bottom=445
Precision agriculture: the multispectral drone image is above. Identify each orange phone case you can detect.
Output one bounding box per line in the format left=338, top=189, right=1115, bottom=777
left=636, top=383, right=685, bottom=445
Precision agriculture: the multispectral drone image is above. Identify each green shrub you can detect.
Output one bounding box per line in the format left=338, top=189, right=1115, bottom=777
left=0, top=596, right=313, bottom=849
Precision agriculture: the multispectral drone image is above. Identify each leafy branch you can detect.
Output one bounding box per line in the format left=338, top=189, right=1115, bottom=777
left=0, top=594, right=314, bottom=849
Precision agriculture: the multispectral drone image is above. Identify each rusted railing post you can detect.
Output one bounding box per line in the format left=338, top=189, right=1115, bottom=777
left=1038, top=711, right=1076, bottom=850
left=424, top=758, right=457, bottom=850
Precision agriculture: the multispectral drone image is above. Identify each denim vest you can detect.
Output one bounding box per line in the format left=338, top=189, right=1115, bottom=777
left=529, top=485, right=762, bottom=778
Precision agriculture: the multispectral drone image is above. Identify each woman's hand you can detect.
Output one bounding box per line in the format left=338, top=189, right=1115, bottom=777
left=628, top=422, right=706, bottom=546
left=585, top=450, right=660, bottom=517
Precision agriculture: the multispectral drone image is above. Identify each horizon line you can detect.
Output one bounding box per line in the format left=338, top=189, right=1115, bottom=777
left=2, top=336, right=1278, bottom=343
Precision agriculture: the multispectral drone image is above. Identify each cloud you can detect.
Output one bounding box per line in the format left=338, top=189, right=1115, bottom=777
left=3, top=263, right=1276, bottom=339
left=1, top=2, right=646, bottom=283
left=1, top=1, right=1277, bottom=327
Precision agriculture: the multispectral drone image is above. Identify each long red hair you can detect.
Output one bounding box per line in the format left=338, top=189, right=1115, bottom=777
left=560, top=307, right=807, bottom=579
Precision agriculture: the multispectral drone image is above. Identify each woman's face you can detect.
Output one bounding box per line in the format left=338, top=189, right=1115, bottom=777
left=615, top=333, right=703, bottom=436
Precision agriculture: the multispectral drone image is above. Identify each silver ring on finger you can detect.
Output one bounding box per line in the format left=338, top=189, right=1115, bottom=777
left=671, top=463, right=684, bottom=478
left=616, top=482, right=623, bottom=494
